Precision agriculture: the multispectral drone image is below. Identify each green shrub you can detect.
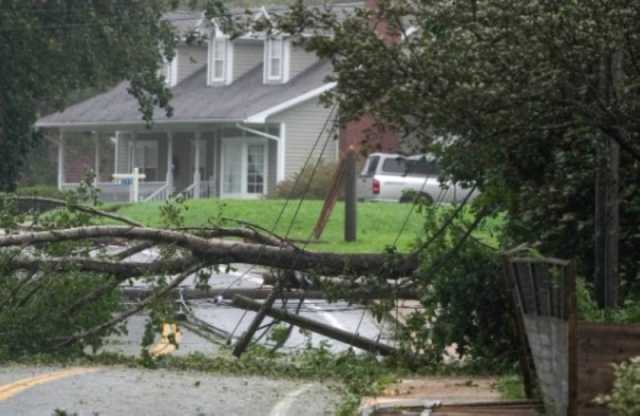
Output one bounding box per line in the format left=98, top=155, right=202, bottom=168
left=396, top=204, right=517, bottom=367
left=578, top=278, right=640, bottom=323
left=15, top=185, right=65, bottom=200
left=270, top=160, right=339, bottom=200
left=595, top=356, right=640, bottom=415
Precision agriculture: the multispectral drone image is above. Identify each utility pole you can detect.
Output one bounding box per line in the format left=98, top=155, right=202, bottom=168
left=594, top=51, right=621, bottom=308
left=344, top=148, right=357, bottom=242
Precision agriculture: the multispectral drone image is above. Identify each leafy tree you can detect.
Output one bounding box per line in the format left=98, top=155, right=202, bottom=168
left=0, top=0, right=191, bottom=191
left=266, top=0, right=640, bottom=291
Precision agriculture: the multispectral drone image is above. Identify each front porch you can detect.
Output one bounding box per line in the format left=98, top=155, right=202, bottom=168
left=53, top=124, right=283, bottom=202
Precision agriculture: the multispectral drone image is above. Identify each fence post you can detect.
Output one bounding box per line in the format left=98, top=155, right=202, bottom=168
left=345, top=148, right=357, bottom=242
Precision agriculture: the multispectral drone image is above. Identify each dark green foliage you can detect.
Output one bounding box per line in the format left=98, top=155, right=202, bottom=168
left=0, top=0, right=229, bottom=191
left=266, top=0, right=640, bottom=296
left=18, top=139, right=57, bottom=187
left=577, top=278, right=640, bottom=323
left=397, top=204, right=517, bottom=367
left=15, top=186, right=66, bottom=200
left=0, top=267, right=122, bottom=359
left=0, top=183, right=124, bottom=359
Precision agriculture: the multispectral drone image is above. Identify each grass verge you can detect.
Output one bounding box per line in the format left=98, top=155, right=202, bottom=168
left=114, top=199, right=425, bottom=253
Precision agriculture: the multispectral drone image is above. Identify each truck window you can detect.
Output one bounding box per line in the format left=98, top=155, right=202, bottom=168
left=362, top=156, right=380, bottom=177
left=407, top=159, right=440, bottom=176
left=381, top=158, right=407, bottom=175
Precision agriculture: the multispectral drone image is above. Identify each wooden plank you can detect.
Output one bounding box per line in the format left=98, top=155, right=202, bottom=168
left=502, top=256, right=536, bottom=399
left=232, top=283, right=282, bottom=357
left=575, top=319, right=640, bottom=411
left=312, top=150, right=347, bottom=240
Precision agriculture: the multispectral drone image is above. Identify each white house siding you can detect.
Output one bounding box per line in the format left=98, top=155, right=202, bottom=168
left=116, top=133, right=131, bottom=174
left=268, top=97, right=336, bottom=179
left=177, top=45, right=208, bottom=83
left=289, top=45, right=318, bottom=79
left=233, top=40, right=263, bottom=81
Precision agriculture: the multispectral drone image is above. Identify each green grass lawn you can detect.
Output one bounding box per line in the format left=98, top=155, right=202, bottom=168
left=115, top=199, right=425, bottom=253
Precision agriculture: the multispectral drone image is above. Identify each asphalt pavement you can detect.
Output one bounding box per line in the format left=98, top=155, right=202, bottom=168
left=0, top=366, right=338, bottom=416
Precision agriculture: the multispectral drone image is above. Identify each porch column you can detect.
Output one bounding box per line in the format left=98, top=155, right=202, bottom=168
left=193, top=132, right=202, bottom=199
left=94, top=131, right=100, bottom=185
left=278, top=123, right=286, bottom=182
left=166, top=131, right=174, bottom=194
left=57, top=130, right=65, bottom=191
left=114, top=131, right=120, bottom=175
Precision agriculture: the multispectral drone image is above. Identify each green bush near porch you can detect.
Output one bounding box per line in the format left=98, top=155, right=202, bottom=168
left=115, top=199, right=428, bottom=253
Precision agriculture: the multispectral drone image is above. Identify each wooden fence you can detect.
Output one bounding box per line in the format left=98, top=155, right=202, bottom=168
left=504, top=255, right=640, bottom=416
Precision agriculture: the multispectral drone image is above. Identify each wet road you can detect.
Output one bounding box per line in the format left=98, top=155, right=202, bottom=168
left=0, top=366, right=338, bottom=416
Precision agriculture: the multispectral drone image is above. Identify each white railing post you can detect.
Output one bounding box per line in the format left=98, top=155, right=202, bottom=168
left=166, top=131, right=174, bottom=195
left=193, top=132, right=202, bottom=199
left=113, top=168, right=146, bottom=203
left=132, top=167, right=140, bottom=202
left=94, top=131, right=100, bottom=185
left=57, top=130, right=65, bottom=191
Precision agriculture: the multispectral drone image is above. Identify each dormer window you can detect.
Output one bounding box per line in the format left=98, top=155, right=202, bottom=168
left=264, top=37, right=289, bottom=83
left=267, top=38, right=283, bottom=80
left=208, top=32, right=233, bottom=85
left=163, top=55, right=178, bottom=87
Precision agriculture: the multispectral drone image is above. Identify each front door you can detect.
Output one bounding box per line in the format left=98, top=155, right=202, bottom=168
left=173, top=138, right=192, bottom=192
left=221, top=139, right=268, bottom=198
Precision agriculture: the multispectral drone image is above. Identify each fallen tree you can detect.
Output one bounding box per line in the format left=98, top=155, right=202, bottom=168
left=0, top=226, right=419, bottom=277
left=0, top=191, right=423, bottom=357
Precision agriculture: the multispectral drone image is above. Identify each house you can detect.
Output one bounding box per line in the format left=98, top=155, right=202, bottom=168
left=35, top=3, right=398, bottom=202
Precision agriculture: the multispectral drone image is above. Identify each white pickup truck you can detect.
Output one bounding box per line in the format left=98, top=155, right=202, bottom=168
left=357, top=153, right=479, bottom=203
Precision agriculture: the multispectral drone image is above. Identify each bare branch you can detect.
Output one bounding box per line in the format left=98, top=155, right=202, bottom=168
left=14, top=196, right=144, bottom=227
left=5, top=256, right=197, bottom=278
left=110, top=241, right=156, bottom=261
left=55, top=263, right=205, bottom=348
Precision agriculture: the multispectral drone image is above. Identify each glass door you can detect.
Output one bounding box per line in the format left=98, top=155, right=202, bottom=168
left=247, top=144, right=265, bottom=194
left=222, top=141, right=243, bottom=195
left=221, top=140, right=268, bottom=197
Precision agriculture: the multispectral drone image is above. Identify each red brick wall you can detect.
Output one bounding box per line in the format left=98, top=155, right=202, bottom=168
left=339, top=114, right=399, bottom=155
left=338, top=0, right=401, bottom=157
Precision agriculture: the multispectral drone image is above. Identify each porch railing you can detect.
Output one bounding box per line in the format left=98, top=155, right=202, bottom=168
left=143, top=183, right=170, bottom=202
left=61, top=181, right=168, bottom=203
left=178, top=183, right=196, bottom=199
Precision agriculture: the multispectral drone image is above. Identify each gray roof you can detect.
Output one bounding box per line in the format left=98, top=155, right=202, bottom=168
left=37, top=61, right=333, bottom=128
left=161, top=10, right=206, bottom=39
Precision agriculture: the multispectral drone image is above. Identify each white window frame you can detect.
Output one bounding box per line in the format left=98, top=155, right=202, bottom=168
left=267, top=38, right=283, bottom=81
left=264, top=37, right=290, bottom=83
left=164, top=55, right=178, bottom=87
left=208, top=30, right=234, bottom=85
left=220, top=138, right=269, bottom=198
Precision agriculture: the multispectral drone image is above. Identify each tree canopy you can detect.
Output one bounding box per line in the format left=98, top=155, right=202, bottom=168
left=0, top=0, right=197, bottom=191
left=267, top=0, right=640, bottom=292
